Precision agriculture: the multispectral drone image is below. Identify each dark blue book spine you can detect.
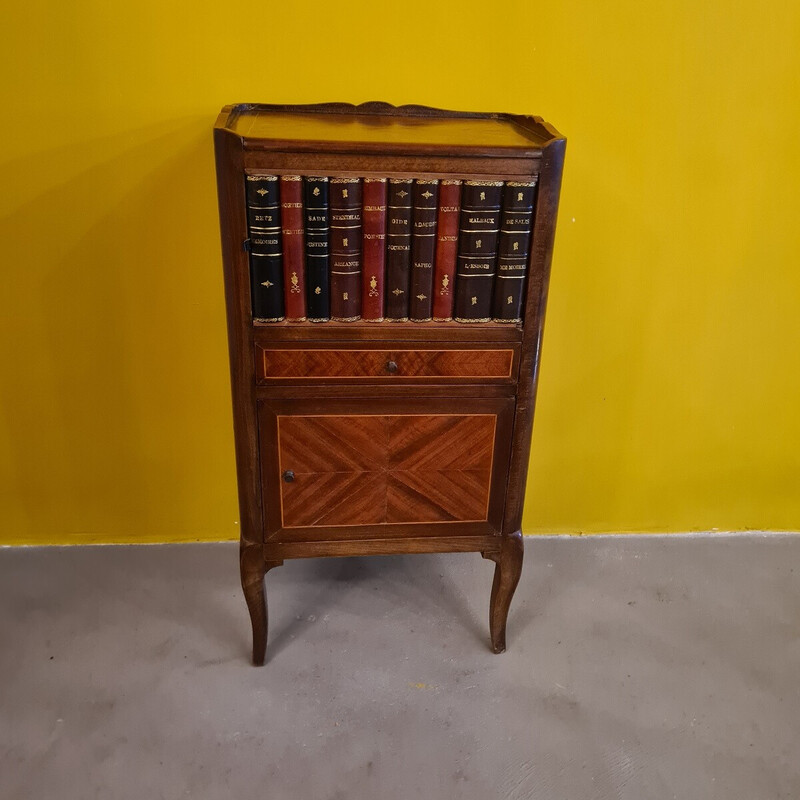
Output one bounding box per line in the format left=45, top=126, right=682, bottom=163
left=304, top=177, right=330, bottom=322
left=493, top=180, right=537, bottom=322
left=245, top=175, right=284, bottom=321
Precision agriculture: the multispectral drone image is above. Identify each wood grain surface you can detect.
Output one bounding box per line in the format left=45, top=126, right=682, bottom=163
left=256, top=346, right=517, bottom=383
left=277, top=413, right=495, bottom=527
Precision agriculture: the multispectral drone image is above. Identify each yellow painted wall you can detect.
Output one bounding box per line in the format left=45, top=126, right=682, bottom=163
left=2, top=1, right=799, bottom=544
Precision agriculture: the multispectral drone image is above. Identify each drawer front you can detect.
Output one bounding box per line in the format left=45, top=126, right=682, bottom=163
left=255, top=344, right=519, bottom=384
left=258, top=396, right=514, bottom=542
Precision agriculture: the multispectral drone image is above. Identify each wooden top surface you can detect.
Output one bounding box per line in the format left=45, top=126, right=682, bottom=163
left=216, top=102, right=561, bottom=156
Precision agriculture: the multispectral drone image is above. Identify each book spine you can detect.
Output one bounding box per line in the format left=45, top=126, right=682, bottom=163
left=329, top=178, right=362, bottom=321
left=493, top=180, right=538, bottom=323
left=304, top=177, right=330, bottom=322
left=409, top=180, right=440, bottom=321
left=454, top=181, right=503, bottom=323
left=245, top=175, right=284, bottom=322
left=361, top=178, right=388, bottom=321
left=431, top=180, right=462, bottom=321
left=280, top=176, right=307, bottom=321
left=384, top=179, right=413, bottom=321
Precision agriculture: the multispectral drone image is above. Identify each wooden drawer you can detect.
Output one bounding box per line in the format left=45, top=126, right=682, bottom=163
left=254, top=342, right=519, bottom=384
left=258, top=396, right=515, bottom=542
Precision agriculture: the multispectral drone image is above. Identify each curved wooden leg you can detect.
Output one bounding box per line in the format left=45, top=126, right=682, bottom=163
left=240, top=545, right=282, bottom=666
left=482, top=531, right=524, bottom=653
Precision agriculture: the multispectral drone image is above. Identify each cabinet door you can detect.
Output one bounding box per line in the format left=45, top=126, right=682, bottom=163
left=258, top=397, right=514, bottom=542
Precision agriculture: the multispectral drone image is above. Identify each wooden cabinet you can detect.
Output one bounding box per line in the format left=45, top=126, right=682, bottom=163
left=214, top=102, right=566, bottom=664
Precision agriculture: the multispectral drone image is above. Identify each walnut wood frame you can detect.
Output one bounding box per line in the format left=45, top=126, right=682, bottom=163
left=214, top=102, right=565, bottom=665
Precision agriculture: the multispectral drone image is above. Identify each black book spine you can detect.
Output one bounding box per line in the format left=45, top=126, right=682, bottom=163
left=304, top=177, right=330, bottom=322
left=385, top=179, right=413, bottom=321
left=454, top=181, right=503, bottom=323
left=493, top=180, right=537, bottom=323
left=409, top=180, right=439, bottom=321
left=329, top=178, right=362, bottom=321
left=245, top=175, right=284, bottom=322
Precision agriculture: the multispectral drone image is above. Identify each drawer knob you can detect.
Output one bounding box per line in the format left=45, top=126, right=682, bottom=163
left=282, top=470, right=295, bottom=483
left=386, top=360, right=398, bottom=374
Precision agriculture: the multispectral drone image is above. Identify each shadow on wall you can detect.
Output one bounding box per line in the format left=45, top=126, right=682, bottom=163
left=1, top=118, right=239, bottom=543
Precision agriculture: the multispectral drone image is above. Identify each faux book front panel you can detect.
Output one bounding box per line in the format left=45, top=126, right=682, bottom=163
left=258, top=397, right=514, bottom=542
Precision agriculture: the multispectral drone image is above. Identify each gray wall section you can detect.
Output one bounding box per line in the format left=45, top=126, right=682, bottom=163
left=1, top=536, right=799, bottom=799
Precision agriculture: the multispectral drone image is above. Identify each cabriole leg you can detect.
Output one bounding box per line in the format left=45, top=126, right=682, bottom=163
left=240, top=545, right=282, bottom=666
left=482, top=531, right=524, bottom=653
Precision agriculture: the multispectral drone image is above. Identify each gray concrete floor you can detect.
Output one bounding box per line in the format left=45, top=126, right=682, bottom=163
left=0, top=535, right=798, bottom=799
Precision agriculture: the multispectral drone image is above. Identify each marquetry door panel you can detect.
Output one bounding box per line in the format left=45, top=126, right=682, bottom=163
left=258, top=397, right=515, bottom=542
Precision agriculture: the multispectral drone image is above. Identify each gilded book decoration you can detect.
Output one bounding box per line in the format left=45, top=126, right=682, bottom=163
left=329, top=178, right=363, bottom=321
left=454, top=181, right=503, bottom=323
left=242, top=172, right=538, bottom=327
left=361, top=178, right=388, bottom=321
left=493, top=181, right=537, bottom=323
left=304, top=177, right=330, bottom=322
left=385, top=179, right=414, bottom=321
left=280, top=176, right=307, bottom=321
left=245, top=176, right=284, bottom=321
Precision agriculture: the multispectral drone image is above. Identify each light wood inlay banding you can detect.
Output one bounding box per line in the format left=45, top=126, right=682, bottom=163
left=277, top=413, right=496, bottom=528
left=257, top=347, right=515, bottom=382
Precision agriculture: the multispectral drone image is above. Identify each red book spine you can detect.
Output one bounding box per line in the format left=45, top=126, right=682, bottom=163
left=431, top=180, right=462, bottom=321
left=280, top=176, right=307, bottom=320
left=361, top=179, right=387, bottom=321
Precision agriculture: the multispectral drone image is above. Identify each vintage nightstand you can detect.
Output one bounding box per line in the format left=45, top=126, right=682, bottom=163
left=213, top=102, right=565, bottom=664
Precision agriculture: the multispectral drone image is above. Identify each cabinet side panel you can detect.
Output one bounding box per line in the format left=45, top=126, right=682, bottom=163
left=503, top=137, right=567, bottom=535
left=214, top=128, right=264, bottom=546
